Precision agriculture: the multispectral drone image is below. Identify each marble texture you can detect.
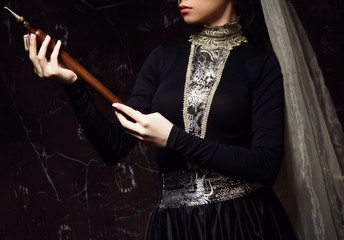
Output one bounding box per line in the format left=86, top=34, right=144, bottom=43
left=0, top=0, right=343, bottom=239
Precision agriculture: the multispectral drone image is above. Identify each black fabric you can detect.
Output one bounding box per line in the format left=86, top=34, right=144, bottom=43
left=65, top=41, right=284, bottom=185
left=163, top=44, right=285, bottom=186
left=146, top=187, right=295, bottom=240
left=64, top=40, right=296, bottom=239
left=63, top=80, right=137, bottom=165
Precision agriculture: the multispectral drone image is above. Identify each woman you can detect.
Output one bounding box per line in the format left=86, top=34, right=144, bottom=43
left=28, top=0, right=297, bottom=239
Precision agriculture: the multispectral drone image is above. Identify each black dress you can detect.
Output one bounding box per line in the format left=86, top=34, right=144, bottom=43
left=64, top=22, right=297, bottom=239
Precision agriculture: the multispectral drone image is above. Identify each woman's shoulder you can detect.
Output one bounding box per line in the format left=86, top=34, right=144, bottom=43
left=237, top=42, right=282, bottom=87
left=238, top=42, right=281, bottom=77
left=154, top=40, right=191, bottom=55
left=144, top=40, right=191, bottom=66
left=240, top=42, right=278, bottom=64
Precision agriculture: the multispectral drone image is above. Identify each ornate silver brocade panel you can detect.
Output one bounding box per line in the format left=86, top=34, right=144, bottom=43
left=186, top=46, right=229, bottom=138
left=160, top=170, right=261, bottom=208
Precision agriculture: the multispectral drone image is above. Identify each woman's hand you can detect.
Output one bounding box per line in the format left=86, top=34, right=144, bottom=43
left=28, top=34, right=77, bottom=85
left=113, top=103, right=173, bottom=148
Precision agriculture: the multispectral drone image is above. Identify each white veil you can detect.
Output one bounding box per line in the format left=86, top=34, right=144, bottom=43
left=260, top=0, right=344, bottom=239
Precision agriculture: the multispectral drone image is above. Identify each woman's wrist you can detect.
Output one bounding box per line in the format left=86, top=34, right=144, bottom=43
left=67, top=74, right=78, bottom=84
left=60, top=73, right=78, bottom=85
left=62, top=77, right=81, bottom=91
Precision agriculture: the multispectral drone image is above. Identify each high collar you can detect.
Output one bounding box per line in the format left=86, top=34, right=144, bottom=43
left=189, top=19, right=247, bottom=50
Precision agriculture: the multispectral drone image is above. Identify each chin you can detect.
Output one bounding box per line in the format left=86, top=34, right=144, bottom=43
left=182, top=16, right=202, bottom=25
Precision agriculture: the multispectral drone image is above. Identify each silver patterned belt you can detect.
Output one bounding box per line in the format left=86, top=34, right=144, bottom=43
left=160, top=169, right=261, bottom=208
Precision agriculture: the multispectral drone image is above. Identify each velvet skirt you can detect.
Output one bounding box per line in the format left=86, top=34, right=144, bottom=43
left=145, top=187, right=296, bottom=240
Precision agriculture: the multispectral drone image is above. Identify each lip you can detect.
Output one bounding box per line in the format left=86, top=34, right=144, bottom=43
left=179, top=4, right=192, bottom=14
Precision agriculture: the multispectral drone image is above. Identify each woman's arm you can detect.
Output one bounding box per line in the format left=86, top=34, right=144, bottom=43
left=28, top=34, right=135, bottom=164
left=64, top=80, right=138, bottom=165
left=28, top=34, right=162, bottom=165
left=63, top=43, right=165, bottom=165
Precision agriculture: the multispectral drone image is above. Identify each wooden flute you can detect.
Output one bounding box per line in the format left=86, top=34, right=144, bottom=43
left=4, top=7, right=123, bottom=104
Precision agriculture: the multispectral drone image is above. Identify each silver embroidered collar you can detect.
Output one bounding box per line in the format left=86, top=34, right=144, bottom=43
left=189, top=20, right=247, bottom=50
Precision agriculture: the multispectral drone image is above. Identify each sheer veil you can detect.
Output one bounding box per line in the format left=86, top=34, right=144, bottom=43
left=259, top=0, right=344, bottom=239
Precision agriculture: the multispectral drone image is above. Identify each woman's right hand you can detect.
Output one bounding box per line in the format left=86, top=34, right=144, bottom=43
left=28, top=34, right=78, bottom=85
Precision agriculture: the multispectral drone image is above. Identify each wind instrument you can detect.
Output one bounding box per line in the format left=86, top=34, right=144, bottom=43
left=3, top=7, right=123, bottom=104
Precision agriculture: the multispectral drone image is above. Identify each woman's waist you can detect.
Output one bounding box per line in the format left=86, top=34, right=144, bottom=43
left=160, top=169, right=261, bottom=208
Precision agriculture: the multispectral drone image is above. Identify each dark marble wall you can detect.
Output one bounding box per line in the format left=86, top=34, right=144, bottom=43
left=0, top=0, right=343, bottom=239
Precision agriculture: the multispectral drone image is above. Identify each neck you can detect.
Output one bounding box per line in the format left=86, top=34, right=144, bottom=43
left=190, top=18, right=247, bottom=51
left=203, top=4, right=237, bottom=26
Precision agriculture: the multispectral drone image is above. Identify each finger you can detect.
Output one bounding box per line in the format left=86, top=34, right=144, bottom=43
left=28, top=34, right=37, bottom=58
left=116, top=111, right=142, bottom=134
left=113, top=103, right=144, bottom=123
left=37, top=35, right=51, bottom=67
left=50, top=40, right=61, bottom=66
left=28, top=34, right=43, bottom=75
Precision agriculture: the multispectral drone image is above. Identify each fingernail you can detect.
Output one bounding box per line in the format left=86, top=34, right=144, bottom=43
left=29, top=34, right=35, bottom=40
left=45, top=35, right=50, bottom=41
left=57, top=40, right=61, bottom=45
left=112, top=103, right=118, bottom=108
left=115, top=111, right=118, bottom=116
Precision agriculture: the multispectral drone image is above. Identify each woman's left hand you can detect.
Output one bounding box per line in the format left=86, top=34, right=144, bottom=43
left=113, top=103, right=173, bottom=148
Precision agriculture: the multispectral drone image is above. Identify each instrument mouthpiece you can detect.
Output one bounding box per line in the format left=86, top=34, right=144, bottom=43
left=3, top=7, right=23, bottom=22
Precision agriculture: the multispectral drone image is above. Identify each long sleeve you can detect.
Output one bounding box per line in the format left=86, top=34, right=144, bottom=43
left=63, top=45, right=163, bottom=165
left=63, top=80, right=137, bottom=165
left=165, top=52, right=284, bottom=186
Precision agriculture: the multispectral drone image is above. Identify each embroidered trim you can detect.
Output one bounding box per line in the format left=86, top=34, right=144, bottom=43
left=183, top=43, right=196, bottom=134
